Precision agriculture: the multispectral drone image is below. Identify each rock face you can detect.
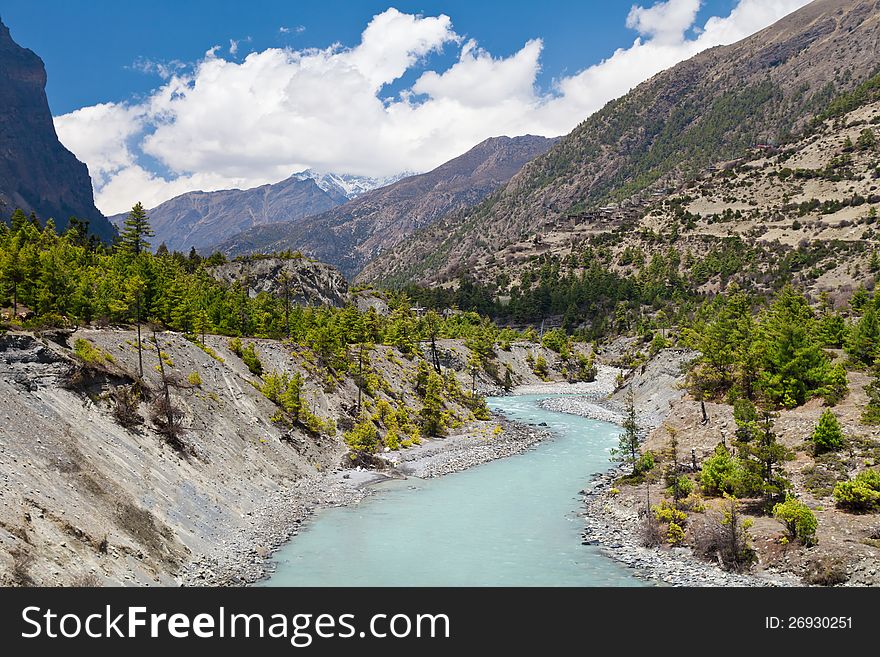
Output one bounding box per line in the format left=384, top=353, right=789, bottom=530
left=109, top=176, right=347, bottom=254
left=0, top=19, right=113, bottom=241
left=213, top=135, right=557, bottom=279
left=209, top=257, right=350, bottom=308
left=363, top=0, right=880, bottom=285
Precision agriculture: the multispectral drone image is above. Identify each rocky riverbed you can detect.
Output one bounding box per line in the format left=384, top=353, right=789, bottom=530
left=180, top=417, right=550, bottom=586
left=581, top=467, right=798, bottom=587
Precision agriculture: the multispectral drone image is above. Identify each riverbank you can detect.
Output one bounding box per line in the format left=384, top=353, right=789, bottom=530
left=181, top=417, right=551, bottom=586
left=519, top=358, right=802, bottom=587
left=581, top=467, right=796, bottom=587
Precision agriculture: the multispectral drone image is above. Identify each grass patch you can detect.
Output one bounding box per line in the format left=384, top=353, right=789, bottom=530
left=73, top=338, right=114, bottom=366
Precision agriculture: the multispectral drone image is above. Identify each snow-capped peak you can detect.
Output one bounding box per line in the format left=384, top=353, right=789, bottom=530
left=293, top=169, right=416, bottom=200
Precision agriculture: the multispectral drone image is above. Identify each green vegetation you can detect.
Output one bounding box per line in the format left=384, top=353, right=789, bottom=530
left=772, top=495, right=818, bottom=546
left=73, top=338, right=113, bottom=366
left=811, top=410, right=844, bottom=454
left=833, top=469, right=880, bottom=512
left=684, top=286, right=846, bottom=408
left=228, top=338, right=263, bottom=376
left=612, top=388, right=640, bottom=474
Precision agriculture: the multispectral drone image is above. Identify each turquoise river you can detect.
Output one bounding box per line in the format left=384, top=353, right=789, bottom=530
left=260, top=394, right=647, bottom=586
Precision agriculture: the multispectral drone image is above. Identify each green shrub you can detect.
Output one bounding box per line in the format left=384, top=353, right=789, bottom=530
left=700, top=444, right=740, bottom=496
left=344, top=419, right=378, bottom=455
left=811, top=409, right=844, bottom=453
left=833, top=469, right=880, bottom=512
left=636, top=450, right=655, bottom=474
left=667, top=475, right=694, bottom=501
left=541, top=329, right=569, bottom=356
left=653, top=501, right=687, bottom=525
left=384, top=427, right=400, bottom=450
left=772, top=495, right=818, bottom=545
left=240, top=343, right=262, bottom=376
left=667, top=521, right=686, bottom=546
left=533, top=355, right=549, bottom=379
left=73, top=338, right=112, bottom=365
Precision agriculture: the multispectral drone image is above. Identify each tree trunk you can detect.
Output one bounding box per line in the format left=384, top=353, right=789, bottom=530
left=136, top=292, right=143, bottom=379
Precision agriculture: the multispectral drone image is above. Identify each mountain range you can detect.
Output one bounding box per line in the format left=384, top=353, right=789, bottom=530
left=360, top=0, right=880, bottom=286
left=0, top=18, right=114, bottom=241
left=214, top=135, right=557, bottom=279
left=108, top=170, right=410, bottom=253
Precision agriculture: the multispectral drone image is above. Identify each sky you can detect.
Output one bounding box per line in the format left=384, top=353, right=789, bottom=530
left=1, top=0, right=811, bottom=215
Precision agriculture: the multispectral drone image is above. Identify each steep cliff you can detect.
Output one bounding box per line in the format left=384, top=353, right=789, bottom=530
left=0, top=18, right=114, bottom=241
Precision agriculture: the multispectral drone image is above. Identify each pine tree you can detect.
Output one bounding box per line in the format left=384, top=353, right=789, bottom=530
left=811, top=409, right=844, bottom=454
left=613, top=387, right=640, bottom=474
left=120, top=202, right=154, bottom=256
left=420, top=371, right=446, bottom=436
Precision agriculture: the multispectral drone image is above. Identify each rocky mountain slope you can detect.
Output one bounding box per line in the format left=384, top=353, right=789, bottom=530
left=0, top=18, right=114, bottom=241
left=209, top=256, right=350, bottom=308
left=108, top=175, right=346, bottom=254
left=440, top=91, right=880, bottom=309
left=214, top=135, right=557, bottom=279
left=0, top=328, right=570, bottom=586
left=362, top=0, right=880, bottom=286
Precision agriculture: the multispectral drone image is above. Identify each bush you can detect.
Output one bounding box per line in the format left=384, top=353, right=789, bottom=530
left=228, top=338, right=263, bottom=375
left=833, top=469, right=880, bottom=512
left=803, top=557, right=849, bottom=586
left=653, top=501, right=687, bottom=525
left=811, top=409, right=843, bottom=453
left=533, top=354, right=549, bottom=379
left=773, top=495, right=818, bottom=545
left=151, top=395, right=186, bottom=451
left=73, top=338, right=112, bottom=365
left=700, top=444, right=740, bottom=496
left=667, top=521, right=686, bottom=546
left=691, top=496, right=756, bottom=572
left=384, top=427, right=400, bottom=450
left=640, top=512, right=663, bottom=547
left=635, top=450, right=655, bottom=474
left=667, top=474, right=694, bottom=501
left=240, top=343, right=262, bottom=376
left=541, top=329, right=569, bottom=356
left=111, top=384, right=143, bottom=428
left=344, top=419, right=379, bottom=455
left=187, top=372, right=202, bottom=386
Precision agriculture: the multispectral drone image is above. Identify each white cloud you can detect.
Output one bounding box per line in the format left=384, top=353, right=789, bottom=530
left=626, top=0, right=702, bottom=45
left=55, top=2, right=812, bottom=216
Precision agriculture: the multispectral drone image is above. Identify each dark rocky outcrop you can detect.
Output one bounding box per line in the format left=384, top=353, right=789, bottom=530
left=209, top=256, right=349, bottom=308
left=0, top=18, right=114, bottom=241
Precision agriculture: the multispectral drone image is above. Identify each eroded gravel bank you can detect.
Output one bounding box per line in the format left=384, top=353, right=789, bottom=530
left=181, top=417, right=550, bottom=586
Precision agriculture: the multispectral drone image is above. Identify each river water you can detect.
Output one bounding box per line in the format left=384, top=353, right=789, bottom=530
left=260, top=394, right=646, bottom=586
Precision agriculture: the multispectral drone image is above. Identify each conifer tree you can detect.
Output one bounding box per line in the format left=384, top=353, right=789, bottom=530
left=120, top=202, right=154, bottom=256
left=613, top=387, right=640, bottom=474
left=811, top=409, right=844, bottom=454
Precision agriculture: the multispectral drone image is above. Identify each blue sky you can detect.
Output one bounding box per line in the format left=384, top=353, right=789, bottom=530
left=0, top=1, right=807, bottom=214
left=3, top=0, right=738, bottom=115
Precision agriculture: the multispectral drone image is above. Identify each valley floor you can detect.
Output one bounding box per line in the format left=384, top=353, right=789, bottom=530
left=183, top=417, right=550, bottom=586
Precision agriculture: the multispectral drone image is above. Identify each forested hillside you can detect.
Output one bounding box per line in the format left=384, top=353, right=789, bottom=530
left=362, top=0, right=880, bottom=286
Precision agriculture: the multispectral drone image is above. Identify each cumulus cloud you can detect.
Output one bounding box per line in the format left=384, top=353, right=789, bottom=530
left=55, top=2, right=811, bottom=215
left=626, top=0, right=702, bottom=45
